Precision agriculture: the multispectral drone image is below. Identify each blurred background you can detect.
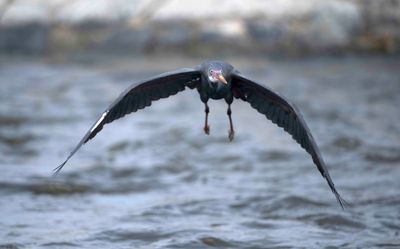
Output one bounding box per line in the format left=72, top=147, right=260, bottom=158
left=1, top=0, right=400, bottom=56
left=1, top=0, right=400, bottom=248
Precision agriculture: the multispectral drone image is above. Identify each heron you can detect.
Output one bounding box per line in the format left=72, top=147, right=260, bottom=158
left=54, top=60, right=346, bottom=208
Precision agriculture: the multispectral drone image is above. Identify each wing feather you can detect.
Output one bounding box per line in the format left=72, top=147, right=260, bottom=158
left=232, top=73, right=346, bottom=208
left=54, top=68, right=201, bottom=175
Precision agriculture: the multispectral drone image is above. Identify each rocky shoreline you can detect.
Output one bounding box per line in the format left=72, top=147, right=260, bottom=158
left=1, top=0, right=399, bottom=56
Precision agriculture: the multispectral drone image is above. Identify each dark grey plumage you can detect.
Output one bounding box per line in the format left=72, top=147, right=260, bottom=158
left=54, top=60, right=346, bottom=209
left=54, top=68, right=201, bottom=174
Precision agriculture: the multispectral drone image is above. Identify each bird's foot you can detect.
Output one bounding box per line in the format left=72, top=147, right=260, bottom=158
left=204, top=125, right=210, bottom=135
left=228, top=129, right=235, bottom=141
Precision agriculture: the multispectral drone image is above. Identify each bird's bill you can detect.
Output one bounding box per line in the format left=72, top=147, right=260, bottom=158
left=217, top=74, right=228, bottom=84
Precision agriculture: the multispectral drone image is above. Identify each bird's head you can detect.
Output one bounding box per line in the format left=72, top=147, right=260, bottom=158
left=207, top=67, right=228, bottom=85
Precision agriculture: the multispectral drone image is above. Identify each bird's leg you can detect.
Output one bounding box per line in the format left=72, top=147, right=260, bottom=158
left=227, top=104, right=234, bottom=141
left=204, top=103, right=210, bottom=135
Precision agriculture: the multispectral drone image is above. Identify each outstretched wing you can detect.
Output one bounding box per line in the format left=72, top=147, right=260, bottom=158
left=232, top=73, right=346, bottom=208
left=54, top=68, right=201, bottom=175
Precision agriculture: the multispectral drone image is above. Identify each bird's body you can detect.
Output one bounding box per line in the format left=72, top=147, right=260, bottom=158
left=197, top=61, right=234, bottom=101
left=200, top=78, right=232, bottom=100
left=54, top=60, right=347, bottom=208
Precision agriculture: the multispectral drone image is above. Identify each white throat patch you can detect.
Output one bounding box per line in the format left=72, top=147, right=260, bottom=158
left=208, top=75, right=218, bottom=83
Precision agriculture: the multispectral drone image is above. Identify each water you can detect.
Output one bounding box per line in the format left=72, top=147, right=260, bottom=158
left=1, top=55, right=400, bottom=248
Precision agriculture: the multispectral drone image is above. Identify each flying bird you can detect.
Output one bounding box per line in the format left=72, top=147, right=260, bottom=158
left=54, top=60, right=346, bottom=208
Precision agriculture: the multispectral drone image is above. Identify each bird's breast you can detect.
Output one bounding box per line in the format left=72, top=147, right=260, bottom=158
left=203, top=82, right=230, bottom=100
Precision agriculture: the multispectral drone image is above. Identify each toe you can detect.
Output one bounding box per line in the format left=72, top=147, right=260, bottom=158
left=204, top=126, right=210, bottom=135
left=228, top=130, right=235, bottom=141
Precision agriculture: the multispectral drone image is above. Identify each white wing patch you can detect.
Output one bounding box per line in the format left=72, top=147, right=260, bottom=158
left=90, top=111, right=108, bottom=133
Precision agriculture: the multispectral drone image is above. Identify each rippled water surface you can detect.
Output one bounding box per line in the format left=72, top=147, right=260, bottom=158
left=1, top=55, right=400, bottom=248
